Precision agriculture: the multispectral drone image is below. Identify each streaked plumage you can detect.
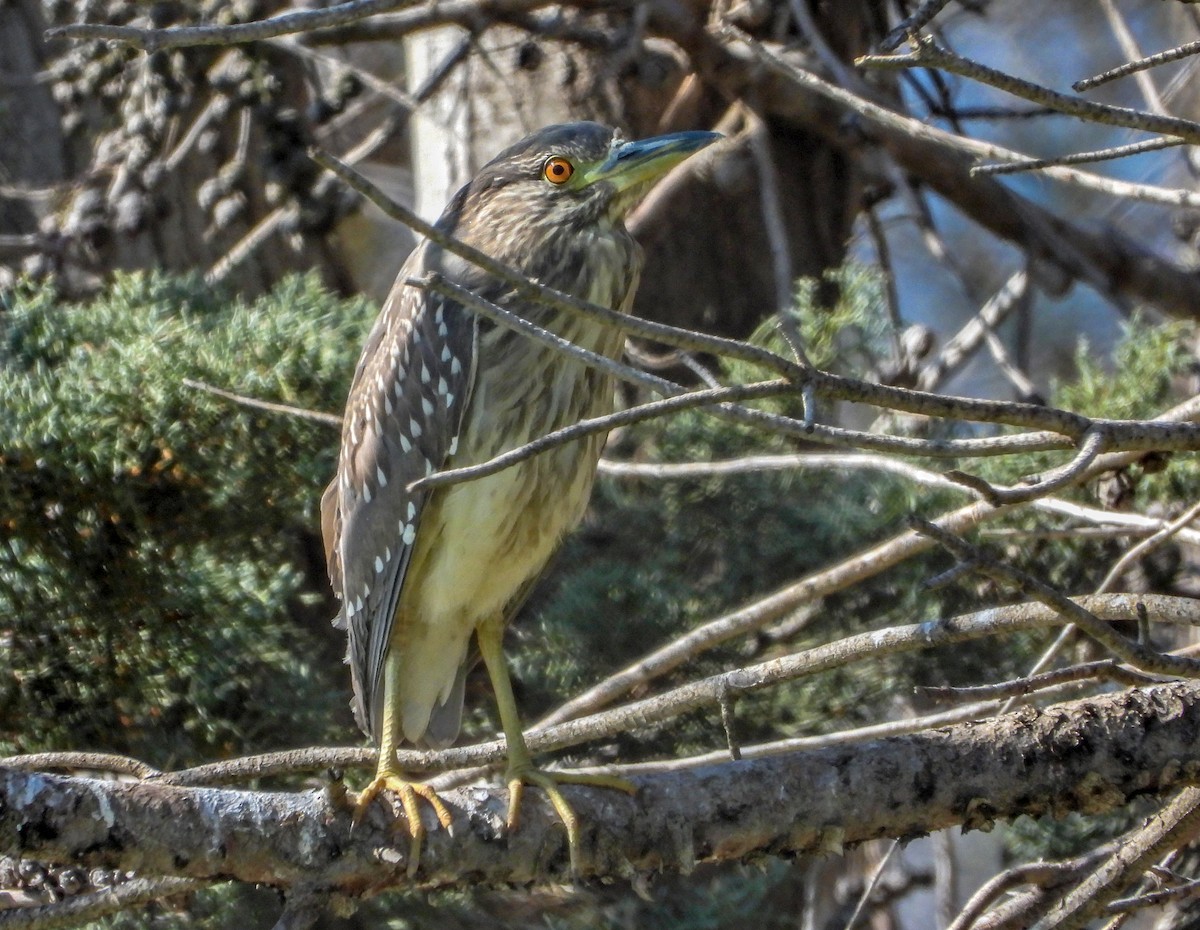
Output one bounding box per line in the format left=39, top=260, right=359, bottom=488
left=320, top=121, right=720, bottom=867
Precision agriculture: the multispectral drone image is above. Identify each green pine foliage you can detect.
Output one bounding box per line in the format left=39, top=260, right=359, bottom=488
left=1, top=272, right=373, bottom=764
left=4, top=265, right=1198, bottom=927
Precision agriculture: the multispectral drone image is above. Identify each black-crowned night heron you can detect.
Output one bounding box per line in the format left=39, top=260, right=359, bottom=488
left=321, top=121, right=719, bottom=870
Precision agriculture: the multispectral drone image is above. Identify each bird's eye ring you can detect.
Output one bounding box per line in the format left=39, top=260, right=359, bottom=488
left=543, top=156, right=574, bottom=185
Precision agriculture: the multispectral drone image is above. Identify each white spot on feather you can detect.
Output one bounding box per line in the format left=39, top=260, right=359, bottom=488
left=406, top=502, right=415, bottom=520
left=375, top=556, right=384, bottom=574
left=450, top=356, right=462, bottom=376
left=363, top=484, right=372, bottom=503
left=403, top=524, right=415, bottom=545
left=377, top=467, right=388, bottom=487
left=400, top=433, right=412, bottom=453
left=449, top=436, right=458, bottom=455
left=410, top=417, right=423, bottom=439
left=422, top=397, right=434, bottom=417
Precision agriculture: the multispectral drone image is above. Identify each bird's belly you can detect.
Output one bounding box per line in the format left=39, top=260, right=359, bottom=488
left=387, top=295, right=623, bottom=742
left=409, top=319, right=618, bottom=628
left=413, top=459, right=580, bottom=623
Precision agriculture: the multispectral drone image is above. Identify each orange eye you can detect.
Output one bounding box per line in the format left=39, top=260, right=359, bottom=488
left=543, top=156, right=574, bottom=185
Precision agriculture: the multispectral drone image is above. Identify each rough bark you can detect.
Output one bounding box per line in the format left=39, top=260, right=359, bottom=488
left=4, top=682, right=1200, bottom=896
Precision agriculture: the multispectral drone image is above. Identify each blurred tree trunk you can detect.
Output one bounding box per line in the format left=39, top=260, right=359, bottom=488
left=0, top=0, right=68, bottom=276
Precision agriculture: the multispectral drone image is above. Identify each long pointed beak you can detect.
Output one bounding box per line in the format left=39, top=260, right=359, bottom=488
left=582, top=130, right=722, bottom=191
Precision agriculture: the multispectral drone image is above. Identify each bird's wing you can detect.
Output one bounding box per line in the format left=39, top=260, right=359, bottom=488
left=322, top=249, right=478, bottom=740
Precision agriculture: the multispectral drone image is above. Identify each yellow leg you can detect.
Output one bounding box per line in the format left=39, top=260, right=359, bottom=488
left=354, top=650, right=454, bottom=877
left=477, top=620, right=636, bottom=874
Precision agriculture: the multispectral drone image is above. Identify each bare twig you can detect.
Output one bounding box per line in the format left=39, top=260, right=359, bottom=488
left=410, top=378, right=795, bottom=493
left=1075, top=39, right=1200, bottom=93
left=1031, top=787, right=1200, bottom=930
left=1098, top=0, right=1169, bottom=115
left=0, top=752, right=160, bottom=779
left=863, top=205, right=906, bottom=363
left=980, top=318, right=1039, bottom=401
left=846, top=841, right=900, bottom=930
left=860, top=36, right=1200, bottom=144
left=972, top=137, right=1186, bottom=177
left=947, top=850, right=1112, bottom=930
left=718, top=685, right=741, bottom=761
left=917, top=269, right=1029, bottom=393
left=745, top=115, right=807, bottom=365
left=182, top=379, right=342, bottom=427
left=878, top=0, right=956, bottom=53
left=945, top=428, right=1107, bottom=505
left=920, top=660, right=1164, bottom=702
left=155, top=747, right=374, bottom=787
left=1097, top=499, right=1200, bottom=594
left=309, top=146, right=808, bottom=380
left=1105, top=876, right=1200, bottom=917
left=1006, top=499, right=1200, bottom=707
left=598, top=451, right=961, bottom=489
left=912, top=520, right=1200, bottom=678
left=1036, top=497, right=1200, bottom=550
left=588, top=698, right=1004, bottom=776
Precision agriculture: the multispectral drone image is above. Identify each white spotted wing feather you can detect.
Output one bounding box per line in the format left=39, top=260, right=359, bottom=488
left=320, top=242, right=477, bottom=742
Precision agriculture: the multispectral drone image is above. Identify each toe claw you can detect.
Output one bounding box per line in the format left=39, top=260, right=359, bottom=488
left=352, top=774, right=452, bottom=877
left=503, top=766, right=631, bottom=877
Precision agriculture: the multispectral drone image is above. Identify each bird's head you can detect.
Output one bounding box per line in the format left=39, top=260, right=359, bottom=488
left=442, top=122, right=721, bottom=253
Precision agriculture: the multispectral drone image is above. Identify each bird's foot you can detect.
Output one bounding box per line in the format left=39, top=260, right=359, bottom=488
left=354, top=772, right=454, bottom=877
left=504, top=764, right=637, bottom=875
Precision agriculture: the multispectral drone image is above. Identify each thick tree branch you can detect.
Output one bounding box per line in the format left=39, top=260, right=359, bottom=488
left=4, top=683, right=1200, bottom=895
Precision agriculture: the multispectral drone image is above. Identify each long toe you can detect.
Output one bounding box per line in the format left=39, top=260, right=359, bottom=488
left=354, top=774, right=453, bottom=877
left=505, top=766, right=637, bottom=876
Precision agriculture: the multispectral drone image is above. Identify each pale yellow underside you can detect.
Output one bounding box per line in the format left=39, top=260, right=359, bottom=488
left=389, top=300, right=625, bottom=744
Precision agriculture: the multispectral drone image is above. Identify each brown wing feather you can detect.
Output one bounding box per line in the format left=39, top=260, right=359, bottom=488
left=322, top=242, right=477, bottom=740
